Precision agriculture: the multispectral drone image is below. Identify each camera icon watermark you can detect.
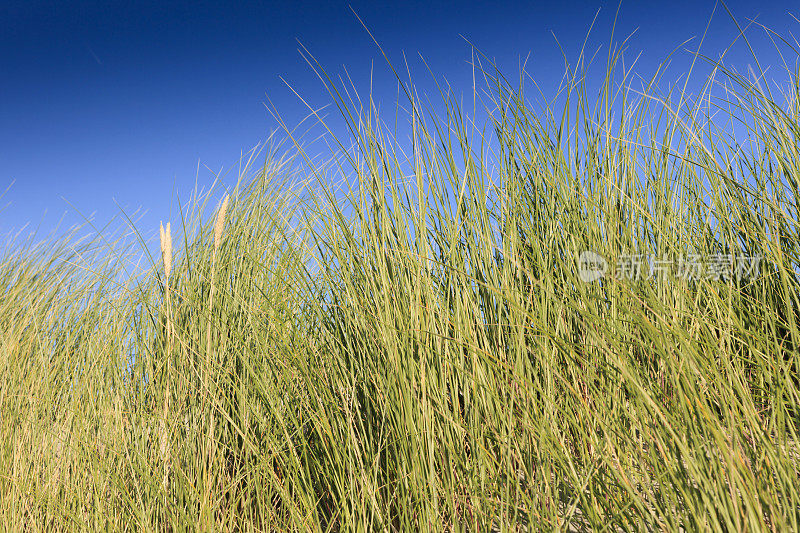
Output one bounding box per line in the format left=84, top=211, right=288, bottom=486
left=578, top=251, right=608, bottom=282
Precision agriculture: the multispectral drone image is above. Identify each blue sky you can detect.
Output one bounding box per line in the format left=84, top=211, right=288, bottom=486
left=1, top=1, right=798, bottom=248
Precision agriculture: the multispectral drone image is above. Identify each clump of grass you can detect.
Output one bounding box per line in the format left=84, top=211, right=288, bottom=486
left=1, top=14, right=799, bottom=531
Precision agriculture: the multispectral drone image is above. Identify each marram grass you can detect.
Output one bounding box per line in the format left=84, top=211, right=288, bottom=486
left=1, top=24, right=800, bottom=532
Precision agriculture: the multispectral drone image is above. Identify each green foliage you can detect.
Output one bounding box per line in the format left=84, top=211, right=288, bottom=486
left=1, top=20, right=799, bottom=531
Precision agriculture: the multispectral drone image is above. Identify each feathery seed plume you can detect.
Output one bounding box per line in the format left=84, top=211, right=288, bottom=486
left=160, top=222, right=172, bottom=278
left=214, top=195, right=229, bottom=254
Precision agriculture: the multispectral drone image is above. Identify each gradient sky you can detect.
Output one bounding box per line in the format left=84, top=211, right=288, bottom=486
left=2, top=1, right=798, bottom=247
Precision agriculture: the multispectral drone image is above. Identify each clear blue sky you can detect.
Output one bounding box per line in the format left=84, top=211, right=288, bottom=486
left=1, top=1, right=797, bottom=245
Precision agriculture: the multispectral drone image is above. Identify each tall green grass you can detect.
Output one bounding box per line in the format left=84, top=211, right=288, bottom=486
left=1, top=20, right=799, bottom=531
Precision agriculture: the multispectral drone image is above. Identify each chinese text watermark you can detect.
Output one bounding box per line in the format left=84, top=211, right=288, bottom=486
left=578, top=251, right=761, bottom=283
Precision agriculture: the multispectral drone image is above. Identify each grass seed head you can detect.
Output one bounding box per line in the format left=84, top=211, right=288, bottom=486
left=214, top=195, right=229, bottom=254
left=160, top=222, right=172, bottom=278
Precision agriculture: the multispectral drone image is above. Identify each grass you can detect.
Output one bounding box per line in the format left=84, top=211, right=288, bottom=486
left=1, top=17, right=799, bottom=531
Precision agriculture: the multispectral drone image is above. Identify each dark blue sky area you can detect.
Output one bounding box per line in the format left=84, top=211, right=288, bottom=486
left=1, top=1, right=797, bottom=244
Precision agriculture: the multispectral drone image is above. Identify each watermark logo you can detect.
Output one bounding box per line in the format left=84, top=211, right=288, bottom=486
left=578, top=251, right=608, bottom=283
left=577, top=251, right=761, bottom=282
